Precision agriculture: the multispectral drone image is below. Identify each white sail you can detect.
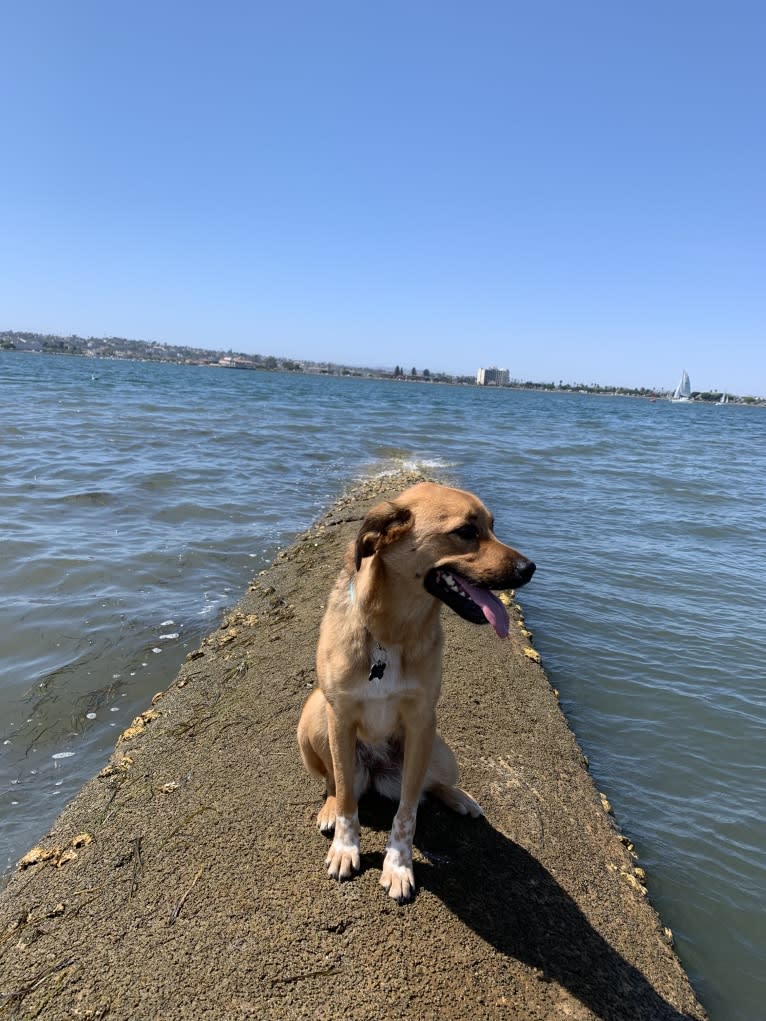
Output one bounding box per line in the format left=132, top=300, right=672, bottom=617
left=671, top=370, right=693, bottom=402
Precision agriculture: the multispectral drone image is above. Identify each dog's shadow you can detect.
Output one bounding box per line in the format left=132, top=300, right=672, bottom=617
left=358, top=794, right=698, bottom=1021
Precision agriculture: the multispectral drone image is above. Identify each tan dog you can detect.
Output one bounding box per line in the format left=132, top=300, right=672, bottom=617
left=297, top=482, right=535, bottom=902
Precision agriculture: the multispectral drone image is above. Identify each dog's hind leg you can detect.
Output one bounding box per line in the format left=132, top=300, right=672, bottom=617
left=298, top=688, right=340, bottom=833
left=424, top=734, right=483, bottom=818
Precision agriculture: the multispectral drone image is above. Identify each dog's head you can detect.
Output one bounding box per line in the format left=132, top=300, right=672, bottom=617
left=355, top=482, right=535, bottom=638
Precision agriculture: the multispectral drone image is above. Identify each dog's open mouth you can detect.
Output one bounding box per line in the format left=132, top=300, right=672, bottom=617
left=424, top=569, right=510, bottom=638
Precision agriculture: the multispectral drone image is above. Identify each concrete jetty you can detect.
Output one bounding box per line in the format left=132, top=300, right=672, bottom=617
left=0, top=470, right=706, bottom=1020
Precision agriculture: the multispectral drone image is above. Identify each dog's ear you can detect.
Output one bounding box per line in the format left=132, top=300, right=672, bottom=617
left=355, top=502, right=414, bottom=570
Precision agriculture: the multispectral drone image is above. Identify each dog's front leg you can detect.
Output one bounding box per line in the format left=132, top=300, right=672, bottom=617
left=380, top=712, right=435, bottom=903
left=325, top=702, right=360, bottom=881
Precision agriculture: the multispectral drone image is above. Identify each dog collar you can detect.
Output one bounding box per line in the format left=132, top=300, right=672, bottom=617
left=369, top=641, right=387, bottom=682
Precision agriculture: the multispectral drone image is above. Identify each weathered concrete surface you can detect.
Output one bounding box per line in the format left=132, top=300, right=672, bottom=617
left=0, top=470, right=707, bottom=1021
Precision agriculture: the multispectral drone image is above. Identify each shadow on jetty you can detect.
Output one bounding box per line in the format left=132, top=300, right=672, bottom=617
left=359, top=794, right=699, bottom=1021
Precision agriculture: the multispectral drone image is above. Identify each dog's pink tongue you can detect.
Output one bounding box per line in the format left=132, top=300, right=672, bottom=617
left=459, top=578, right=510, bottom=638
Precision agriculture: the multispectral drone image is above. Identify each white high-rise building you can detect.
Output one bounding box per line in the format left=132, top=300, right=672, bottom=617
left=476, top=366, right=510, bottom=386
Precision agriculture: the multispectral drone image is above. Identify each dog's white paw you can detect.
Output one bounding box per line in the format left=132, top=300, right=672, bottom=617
left=380, top=847, right=416, bottom=903
left=325, top=813, right=360, bottom=881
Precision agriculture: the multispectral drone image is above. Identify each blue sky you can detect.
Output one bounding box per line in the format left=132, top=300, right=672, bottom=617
left=2, top=1, right=765, bottom=394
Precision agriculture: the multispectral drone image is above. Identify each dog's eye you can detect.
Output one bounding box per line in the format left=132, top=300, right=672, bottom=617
left=452, top=524, right=479, bottom=541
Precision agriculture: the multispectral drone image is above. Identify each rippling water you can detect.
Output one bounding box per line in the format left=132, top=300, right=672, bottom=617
left=2, top=353, right=764, bottom=1020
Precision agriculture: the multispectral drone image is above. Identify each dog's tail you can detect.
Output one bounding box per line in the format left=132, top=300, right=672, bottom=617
left=428, top=783, right=483, bottom=817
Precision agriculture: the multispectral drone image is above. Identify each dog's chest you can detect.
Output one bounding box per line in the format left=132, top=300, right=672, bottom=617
left=356, top=648, right=420, bottom=743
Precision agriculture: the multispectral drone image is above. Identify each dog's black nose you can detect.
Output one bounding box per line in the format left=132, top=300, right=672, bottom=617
left=517, top=559, right=536, bottom=584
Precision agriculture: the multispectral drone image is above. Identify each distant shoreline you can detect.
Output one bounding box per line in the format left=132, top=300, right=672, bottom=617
left=2, top=330, right=762, bottom=405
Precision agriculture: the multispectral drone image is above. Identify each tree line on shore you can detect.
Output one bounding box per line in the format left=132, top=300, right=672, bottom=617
left=1, top=330, right=758, bottom=403
left=0, top=331, right=468, bottom=384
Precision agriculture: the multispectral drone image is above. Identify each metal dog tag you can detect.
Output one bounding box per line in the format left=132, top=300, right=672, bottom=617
left=369, top=643, right=387, bottom=681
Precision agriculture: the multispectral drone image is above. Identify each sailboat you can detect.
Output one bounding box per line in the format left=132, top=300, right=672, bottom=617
left=670, top=370, right=693, bottom=403
left=716, top=391, right=730, bottom=405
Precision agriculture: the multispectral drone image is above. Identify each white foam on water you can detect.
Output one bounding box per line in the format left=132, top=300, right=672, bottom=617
left=51, top=751, right=75, bottom=760
left=405, top=456, right=454, bottom=470
left=158, top=633, right=179, bottom=640
left=369, top=456, right=455, bottom=479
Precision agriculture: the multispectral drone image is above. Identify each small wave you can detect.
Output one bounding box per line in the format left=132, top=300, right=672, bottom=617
left=363, top=454, right=455, bottom=480
left=370, top=445, right=414, bottom=460
left=60, top=491, right=114, bottom=506
left=400, top=457, right=454, bottom=471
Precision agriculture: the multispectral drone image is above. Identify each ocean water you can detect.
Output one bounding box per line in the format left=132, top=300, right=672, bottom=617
left=1, top=352, right=764, bottom=1020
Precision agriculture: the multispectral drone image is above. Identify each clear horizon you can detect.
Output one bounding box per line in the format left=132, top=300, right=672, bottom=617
left=2, top=2, right=764, bottom=395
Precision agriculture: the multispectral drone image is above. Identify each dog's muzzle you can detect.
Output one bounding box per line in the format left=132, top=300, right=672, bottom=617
left=424, top=559, right=535, bottom=638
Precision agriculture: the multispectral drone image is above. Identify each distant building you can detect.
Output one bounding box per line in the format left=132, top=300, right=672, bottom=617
left=476, top=366, right=510, bottom=386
